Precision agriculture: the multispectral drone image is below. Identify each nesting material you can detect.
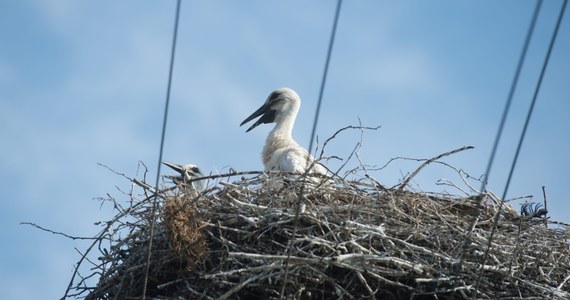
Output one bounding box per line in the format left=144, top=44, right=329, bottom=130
left=69, top=172, right=569, bottom=300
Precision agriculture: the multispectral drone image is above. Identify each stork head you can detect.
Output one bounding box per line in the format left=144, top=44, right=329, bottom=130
left=181, top=164, right=206, bottom=191
left=240, top=87, right=301, bottom=132
left=162, top=161, right=206, bottom=191
left=181, top=164, right=203, bottom=180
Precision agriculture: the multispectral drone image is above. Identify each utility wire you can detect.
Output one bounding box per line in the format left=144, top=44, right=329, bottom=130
left=500, top=0, right=566, bottom=203
left=478, top=0, right=543, bottom=194
left=142, top=0, right=182, bottom=298
left=474, top=0, right=567, bottom=297
left=460, top=0, right=542, bottom=272
left=280, top=1, right=342, bottom=298
left=308, top=0, right=343, bottom=154
left=461, top=0, right=542, bottom=288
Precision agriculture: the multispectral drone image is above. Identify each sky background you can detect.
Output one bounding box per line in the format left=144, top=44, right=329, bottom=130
left=1, top=1, right=568, bottom=299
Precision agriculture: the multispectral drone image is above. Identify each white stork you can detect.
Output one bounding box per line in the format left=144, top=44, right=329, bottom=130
left=162, top=161, right=207, bottom=192
left=240, top=87, right=328, bottom=179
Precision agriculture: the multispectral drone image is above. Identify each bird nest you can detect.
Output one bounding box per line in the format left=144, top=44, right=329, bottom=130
left=61, top=164, right=570, bottom=300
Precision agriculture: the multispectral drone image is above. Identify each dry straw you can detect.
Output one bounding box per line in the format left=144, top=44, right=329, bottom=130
left=43, top=129, right=569, bottom=299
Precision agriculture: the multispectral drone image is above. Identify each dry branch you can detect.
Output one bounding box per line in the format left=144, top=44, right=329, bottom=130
left=51, top=164, right=570, bottom=300
left=398, top=145, right=474, bottom=191
left=25, top=138, right=567, bottom=300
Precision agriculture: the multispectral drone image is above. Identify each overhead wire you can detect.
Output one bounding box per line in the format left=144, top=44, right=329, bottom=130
left=280, top=1, right=343, bottom=298
left=308, top=0, right=343, bottom=154
left=142, top=0, right=182, bottom=298
left=499, top=0, right=566, bottom=205
left=459, top=0, right=542, bottom=273
left=478, top=0, right=543, bottom=194
left=459, top=0, right=543, bottom=270
left=473, top=0, right=567, bottom=297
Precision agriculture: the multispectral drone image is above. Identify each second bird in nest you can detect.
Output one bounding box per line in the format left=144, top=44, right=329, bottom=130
left=162, top=161, right=207, bottom=192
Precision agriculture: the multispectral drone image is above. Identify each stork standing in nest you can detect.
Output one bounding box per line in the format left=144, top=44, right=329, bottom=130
left=240, top=87, right=327, bottom=178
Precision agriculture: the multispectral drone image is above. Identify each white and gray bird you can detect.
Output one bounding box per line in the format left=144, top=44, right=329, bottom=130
left=240, top=87, right=327, bottom=177
left=162, top=161, right=207, bottom=192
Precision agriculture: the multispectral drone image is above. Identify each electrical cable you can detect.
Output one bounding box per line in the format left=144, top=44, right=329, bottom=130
left=142, top=0, right=182, bottom=298
left=473, top=0, right=567, bottom=297
left=308, top=0, right=343, bottom=154
left=280, top=1, right=343, bottom=298
left=479, top=0, right=543, bottom=194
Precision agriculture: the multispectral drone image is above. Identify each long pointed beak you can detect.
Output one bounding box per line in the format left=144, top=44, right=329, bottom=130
left=162, top=161, right=184, bottom=173
left=240, top=103, right=275, bottom=132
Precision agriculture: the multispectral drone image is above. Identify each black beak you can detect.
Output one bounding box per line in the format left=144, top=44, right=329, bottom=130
left=162, top=161, right=183, bottom=173
left=240, top=103, right=276, bottom=132
left=163, top=161, right=204, bottom=179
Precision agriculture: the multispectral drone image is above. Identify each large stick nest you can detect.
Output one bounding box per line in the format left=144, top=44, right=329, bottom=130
left=65, top=168, right=570, bottom=300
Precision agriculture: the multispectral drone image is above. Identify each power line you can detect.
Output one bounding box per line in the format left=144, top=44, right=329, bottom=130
left=308, top=0, right=343, bottom=154
left=280, top=1, right=343, bottom=298
left=142, top=0, right=182, bottom=298
left=474, top=0, right=567, bottom=297
left=500, top=0, right=566, bottom=202
left=478, top=0, right=543, bottom=194
left=460, top=0, right=542, bottom=274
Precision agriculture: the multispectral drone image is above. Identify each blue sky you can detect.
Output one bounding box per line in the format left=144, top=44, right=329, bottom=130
left=1, top=1, right=568, bottom=299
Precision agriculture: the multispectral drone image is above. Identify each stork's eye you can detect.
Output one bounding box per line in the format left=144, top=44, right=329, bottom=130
left=191, top=167, right=201, bottom=174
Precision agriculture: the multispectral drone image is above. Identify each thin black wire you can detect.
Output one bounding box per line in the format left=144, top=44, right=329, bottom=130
left=478, top=0, right=543, bottom=194
left=142, top=0, right=182, bottom=298
left=279, top=1, right=342, bottom=298
left=308, top=0, right=343, bottom=154
left=459, top=0, right=542, bottom=272
left=500, top=0, right=566, bottom=202
left=473, top=0, right=567, bottom=297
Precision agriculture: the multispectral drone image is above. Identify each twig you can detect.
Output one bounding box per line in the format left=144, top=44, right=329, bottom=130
left=218, top=274, right=262, bottom=300
left=558, top=274, right=570, bottom=290
left=318, top=124, right=380, bottom=160
left=398, top=146, right=474, bottom=192
left=20, top=222, right=96, bottom=240
left=542, top=186, right=548, bottom=228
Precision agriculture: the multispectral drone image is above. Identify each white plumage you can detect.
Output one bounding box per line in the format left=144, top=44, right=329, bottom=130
left=240, top=87, right=327, bottom=176
left=162, top=161, right=207, bottom=192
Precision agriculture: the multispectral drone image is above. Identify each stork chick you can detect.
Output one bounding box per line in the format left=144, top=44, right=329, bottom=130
left=240, top=87, right=327, bottom=178
left=162, top=161, right=206, bottom=192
